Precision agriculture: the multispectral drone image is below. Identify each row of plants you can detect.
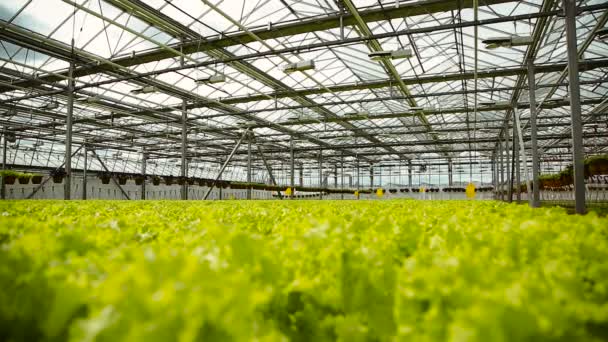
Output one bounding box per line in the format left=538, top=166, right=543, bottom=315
left=0, top=170, right=43, bottom=185
left=494, top=155, right=608, bottom=193
left=0, top=200, right=606, bottom=341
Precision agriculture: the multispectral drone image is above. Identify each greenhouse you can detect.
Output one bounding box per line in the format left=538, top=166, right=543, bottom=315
left=0, top=0, right=607, bottom=341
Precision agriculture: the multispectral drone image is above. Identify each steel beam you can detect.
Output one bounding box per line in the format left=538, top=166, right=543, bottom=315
left=290, top=137, right=294, bottom=199
left=64, top=43, right=75, bottom=200
left=82, top=141, right=87, bottom=200
left=141, top=150, right=147, bottom=200
left=181, top=99, right=188, bottom=200
left=564, top=0, right=586, bottom=215
left=514, top=106, right=531, bottom=204
left=528, top=60, right=541, bottom=207
left=1, top=130, right=6, bottom=200
left=318, top=150, right=323, bottom=199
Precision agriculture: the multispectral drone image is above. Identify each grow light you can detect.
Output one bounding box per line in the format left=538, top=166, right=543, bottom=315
left=282, top=60, right=315, bottom=74
left=368, top=49, right=413, bottom=61
left=482, top=36, right=533, bottom=49
left=130, top=86, right=158, bottom=94
left=596, top=27, right=608, bottom=41
left=40, top=101, right=59, bottom=110
left=195, top=74, right=226, bottom=84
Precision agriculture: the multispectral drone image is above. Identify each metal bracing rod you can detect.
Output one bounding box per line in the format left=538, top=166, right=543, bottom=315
left=528, top=59, right=540, bottom=207
left=1, top=131, right=6, bottom=200
left=254, top=139, right=283, bottom=200
left=26, top=145, right=84, bottom=200
left=203, top=129, right=249, bottom=200
left=514, top=106, right=531, bottom=204
left=181, top=99, right=187, bottom=200
left=141, top=150, right=147, bottom=200
left=90, top=149, right=131, bottom=200
left=64, top=41, right=75, bottom=200
left=82, top=141, right=87, bottom=200
left=564, top=0, right=586, bottom=215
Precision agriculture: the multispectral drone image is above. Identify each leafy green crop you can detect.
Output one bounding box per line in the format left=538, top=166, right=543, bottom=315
left=0, top=200, right=607, bottom=341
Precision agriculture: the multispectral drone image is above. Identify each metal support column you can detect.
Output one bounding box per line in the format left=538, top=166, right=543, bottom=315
left=505, top=124, right=512, bottom=202
left=1, top=132, right=7, bottom=200
left=64, top=40, right=75, bottom=200
left=527, top=60, right=540, bottom=207
left=564, top=0, right=586, bottom=214
left=333, top=164, right=338, bottom=188
left=408, top=160, right=412, bottom=187
left=289, top=136, right=294, bottom=199
left=318, top=150, right=323, bottom=199
left=491, top=156, right=496, bottom=199
left=448, top=159, right=453, bottom=186
left=340, top=152, right=344, bottom=200
left=181, top=99, right=187, bottom=200
left=356, top=157, right=360, bottom=191
left=247, top=133, right=252, bottom=200
left=499, top=139, right=505, bottom=201
left=370, top=164, right=374, bottom=189
left=514, top=106, right=532, bottom=205
left=82, top=142, right=87, bottom=200
left=514, top=127, right=521, bottom=201
left=299, top=163, right=304, bottom=188
left=141, top=151, right=147, bottom=200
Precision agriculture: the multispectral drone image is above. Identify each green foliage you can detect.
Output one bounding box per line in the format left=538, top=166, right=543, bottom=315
left=0, top=170, right=23, bottom=177
left=0, top=200, right=607, bottom=341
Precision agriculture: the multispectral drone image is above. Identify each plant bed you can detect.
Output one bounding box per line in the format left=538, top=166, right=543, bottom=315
left=50, top=169, right=66, bottom=184
left=98, top=172, right=112, bottom=185
left=117, top=176, right=129, bottom=185
left=18, top=173, right=32, bottom=184
left=31, top=174, right=43, bottom=184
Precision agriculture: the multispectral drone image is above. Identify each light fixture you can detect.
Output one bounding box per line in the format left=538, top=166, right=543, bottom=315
left=409, top=106, right=425, bottom=111
left=596, top=27, right=608, bottom=41
left=130, top=85, right=158, bottom=94
left=40, top=101, right=59, bottom=110
left=282, top=60, right=315, bottom=74
left=368, top=49, right=413, bottom=61
left=237, top=120, right=257, bottom=127
left=479, top=100, right=496, bottom=106
left=75, top=95, right=100, bottom=103
left=482, top=36, right=533, bottom=49
left=195, top=74, right=226, bottom=84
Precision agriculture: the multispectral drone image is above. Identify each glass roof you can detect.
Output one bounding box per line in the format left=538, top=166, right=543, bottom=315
left=0, top=0, right=606, bottom=184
